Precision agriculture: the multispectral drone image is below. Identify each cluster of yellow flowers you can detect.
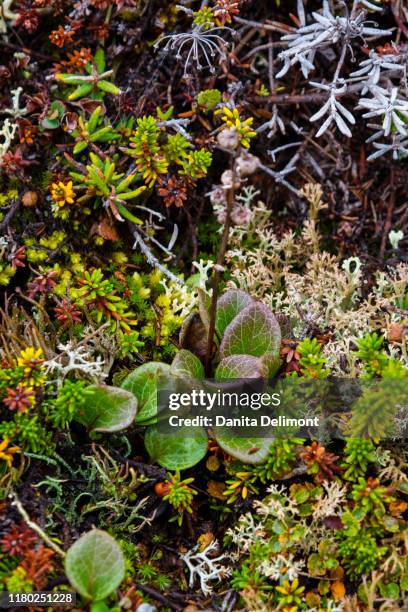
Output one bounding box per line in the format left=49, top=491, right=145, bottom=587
left=50, top=180, right=75, bottom=207
left=0, top=347, right=46, bottom=472
left=50, top=181, right=75, bottom=218
left=215, top=106, right=256, bottom=149
left=0, top=438, right=20, bottom=469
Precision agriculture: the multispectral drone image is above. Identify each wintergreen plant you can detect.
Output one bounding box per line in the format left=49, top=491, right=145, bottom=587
left=65, top=530, right=125, bottom=603
left=75, top=385, right=137, bottom=434
left=121, top=289, right=282, bottom=469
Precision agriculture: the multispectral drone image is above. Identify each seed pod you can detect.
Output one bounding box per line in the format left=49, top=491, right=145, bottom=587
left=217, top=127, right=239, bottom=150
left=236, top=152, right=260, bottom=177
left=221, top=169, right=240, bottom=190
left=231, top=206, right=252, bottom=226
left=209, top=186, right=226, bottom=206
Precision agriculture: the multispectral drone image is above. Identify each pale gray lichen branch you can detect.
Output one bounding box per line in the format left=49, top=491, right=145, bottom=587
left=0, top=0, right=18, bottom=34
left=180, top=540, right=231, bottom=595
left=132, top=226, right=183, bottom=286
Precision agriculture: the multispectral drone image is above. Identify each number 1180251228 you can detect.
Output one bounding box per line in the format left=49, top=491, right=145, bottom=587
left=0, top=591, right=76, bottom=608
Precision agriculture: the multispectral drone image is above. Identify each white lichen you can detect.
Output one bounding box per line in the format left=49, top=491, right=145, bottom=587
left=180, top=540, right=231, bottom=595
left=225, top=512, right=265, bottom=553
left=312, top=481, right=347, bottom=520
left=0, top=118, right=17, bottom=164
left=0, top=0, right=18, bottom=34
left=0, top=87, right=28, bottom=119
left=259, top=553, right=304, bottom=582
left=44, top=341, right=107, bottom=382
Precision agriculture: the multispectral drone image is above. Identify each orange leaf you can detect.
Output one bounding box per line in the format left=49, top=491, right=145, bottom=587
left=96, top=217, right=119, bottom=241
left=207, top=480, right=226, bottom=500
left=331, top=581, right=346, bottom=601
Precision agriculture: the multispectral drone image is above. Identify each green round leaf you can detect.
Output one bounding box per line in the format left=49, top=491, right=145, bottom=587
left=260, top=353, right=282, bottom=377
left=65, top=529, right=125, bottom=601
left=171, top=349, right=205, bottom=380
left=220, top=302, right=281, bottom=359
left=75, top=385, right=137, bottom=433
left=215, top=290, right=254, bottom=339
left=213, top=428, right=273, bottom=464
left=144, top=426, right=208, bottom=470
left=215, top=355, right=266, bottom=380
left=121, top=362, right=171, bottom=425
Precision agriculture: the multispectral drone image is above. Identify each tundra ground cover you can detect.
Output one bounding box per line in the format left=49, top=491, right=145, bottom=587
left=0, top=0, right=407, bottom=610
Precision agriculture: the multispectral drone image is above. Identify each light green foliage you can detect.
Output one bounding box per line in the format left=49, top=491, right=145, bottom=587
left=70, top=152, right=146, bottom=223
left=0, top=413, right=52, bottom=455
left=296, top=338, right=328, bottom=379
left=65, top=529, right=125, bottom=601
left=117, top=330, right=145, bottom=360
left=231, top=562, right=271, bottom=593
left=351, top=477, right=395, bottom=522
left=342, top=438, right=376, bottom=480
left=72, top=268, right=138, bottom=331
left=215, top=354, right=267, bottom=380
left=197, top=88, right=222, bottom=111
left=180, top=148, right=212, bottom=179
left=48, top=379, right=94, bottom=428
left=219, top=301, right=281, bottom=359
left=337, top=513, right=387, bottom=578
left=256, top=84, right=270, bottom=97
left=121, top=289, right=282, bottom=468
left=71, top=106, right=120, bottom=155
left=345, top=378, right=406, bottom=438
left=193, top=7, right=215, bottom=28
left=125, top=115, right=168, bottom=187
left=24, top=231, right=66, bottom=264
left=356, top=332, right=389, bottom=377
left=162, top=471, right=197, bottom=526
left=56, top=49, right=121, bottom=100
left=0, top=239, right=15, bottom=286
left=163, top=132, right=191, bottom=162
left=252, top=438, right=303, bottom=481
left=121, top=361, right=172, bottom=425
left=170, top=349, right=205, bottom=380
left=215, top=289, right=254, bottom=339
left=356, top=332, right=408, bottom=381
left=4, top=567, right=34, bottom=592
left=214, top=432, right=274, bottom=465
left=124, top=113, right=212, bottom=188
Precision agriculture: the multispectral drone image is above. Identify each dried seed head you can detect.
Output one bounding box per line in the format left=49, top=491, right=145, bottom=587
left=235, top=153, right=260, bottom=177
left=217, top=127, right=239, bottom=150
left=231, top=206, right=252, bottom=225
left=208, top=185, right=227, bottom=206
left=221, top=169, right=240, bottom=189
